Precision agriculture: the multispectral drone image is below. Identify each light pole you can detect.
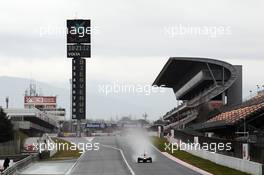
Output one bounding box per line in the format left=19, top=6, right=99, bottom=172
left=249, top=90, right=252, bottom=98
left=257, top=85, right=260, bottom=93
left=5, top=97, right=9, bottom=109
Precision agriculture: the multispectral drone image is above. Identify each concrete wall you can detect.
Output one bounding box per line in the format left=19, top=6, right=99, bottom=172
left=170, top=137, right=263, bottom=175
left=0, top=140, right=20, bottom=155
left=227, top=65, right=243, bottom=106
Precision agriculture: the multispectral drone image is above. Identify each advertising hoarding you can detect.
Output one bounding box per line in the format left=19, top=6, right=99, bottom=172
left=24, top=96, right=56, bottom=104
left=86, top=123, right=106, bottom=129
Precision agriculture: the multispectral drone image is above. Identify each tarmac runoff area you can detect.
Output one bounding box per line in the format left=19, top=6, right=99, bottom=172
left=17, top=137, right=95, bottom=175
left=17, top=159, right=76, bottom=175
left=18, top=135, right=205, bottom=175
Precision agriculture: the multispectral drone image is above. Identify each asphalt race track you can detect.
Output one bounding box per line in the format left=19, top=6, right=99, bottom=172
left=65, top=135, right=201, bottom=175
left=65, top=137, right=130, bottom=175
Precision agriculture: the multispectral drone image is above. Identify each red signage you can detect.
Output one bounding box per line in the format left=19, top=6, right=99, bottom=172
left=24, top=96, right=56, bottom=104
left=209, top=100, right=223, bottom=109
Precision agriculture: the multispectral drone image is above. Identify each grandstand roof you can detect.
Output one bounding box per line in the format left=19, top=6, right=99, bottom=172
left=193, top=92, right=264, bottom=131
left=153, top=57, right=240, bottom=103
left=153, top=57, right=236, bottom=88
left=208, top=102, right=264, bottom=124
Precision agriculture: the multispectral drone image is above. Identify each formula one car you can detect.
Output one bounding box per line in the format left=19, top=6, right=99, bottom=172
left=137, top=153, right=152, bottom=163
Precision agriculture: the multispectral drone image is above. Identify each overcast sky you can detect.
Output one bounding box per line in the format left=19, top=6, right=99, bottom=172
left=0, top=0, right=264, bottom=119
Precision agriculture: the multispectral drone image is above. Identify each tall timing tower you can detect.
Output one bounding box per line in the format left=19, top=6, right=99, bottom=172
left=67, top=19, right=91, bottom=137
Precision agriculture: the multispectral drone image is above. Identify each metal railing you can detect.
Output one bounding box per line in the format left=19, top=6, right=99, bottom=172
left=1, top=154, right=37, bottom=175
left=163, top=102, right=187, bottom=120
left=164, top=111, right=198, bottom=130
left=187, top=84, right=219, bottom=107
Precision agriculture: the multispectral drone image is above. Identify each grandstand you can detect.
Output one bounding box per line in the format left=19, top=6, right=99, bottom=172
left=153, top=57, right=264, bottom=163
left=153, top=57, right=242, bottom=129
left=192, top=91, right=264, bottom=141
left=4, top=108, right=58, bottom=136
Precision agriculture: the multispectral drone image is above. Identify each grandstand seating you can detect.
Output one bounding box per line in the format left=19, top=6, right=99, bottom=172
left=163, top=102, right=187, bottom=120
left=164, top=110, right=198, bottom=130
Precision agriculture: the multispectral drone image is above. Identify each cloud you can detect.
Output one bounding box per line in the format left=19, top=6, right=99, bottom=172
left=0, top=0, right=264, bottom=118
left=0, top=0, right=263, bottom=59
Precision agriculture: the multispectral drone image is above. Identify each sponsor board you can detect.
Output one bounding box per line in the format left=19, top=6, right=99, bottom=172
left=24, top=96, right=56, bottom=104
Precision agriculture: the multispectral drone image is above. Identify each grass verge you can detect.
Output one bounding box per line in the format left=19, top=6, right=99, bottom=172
left=152, top=137, right=249, bottom=175
left=43, top=138, right=81, bottom=161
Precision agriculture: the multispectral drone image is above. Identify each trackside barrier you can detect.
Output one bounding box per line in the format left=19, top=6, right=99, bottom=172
left=170, top=129, right=264, bottom=164
left=1, top=154, right=37, bottom=175
left=168, top=137, right=263, bottom=175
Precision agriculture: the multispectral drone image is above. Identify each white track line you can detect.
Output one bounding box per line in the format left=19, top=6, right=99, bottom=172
left=65, top=149, right=86, bottom=175
left=101, top=144, right=136, bottom=175
left=84, top=137, right=95, bottom=142
left=151, top=144, right=212, bottom=175
left=65, top=137, right=94, bottom=175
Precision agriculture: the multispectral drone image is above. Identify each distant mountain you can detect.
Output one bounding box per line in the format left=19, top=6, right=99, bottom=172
left=0, top=76, right=176, bottom=120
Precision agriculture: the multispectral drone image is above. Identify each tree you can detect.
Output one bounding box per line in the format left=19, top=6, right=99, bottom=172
left=0, top=108, right=14, bottom=142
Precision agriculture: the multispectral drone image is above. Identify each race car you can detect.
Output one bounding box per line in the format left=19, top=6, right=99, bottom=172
left=137, top=153, right=152, bottom=163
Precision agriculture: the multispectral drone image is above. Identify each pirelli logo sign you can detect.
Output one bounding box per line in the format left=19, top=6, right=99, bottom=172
left=67, top=19, right=91, bottom=58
